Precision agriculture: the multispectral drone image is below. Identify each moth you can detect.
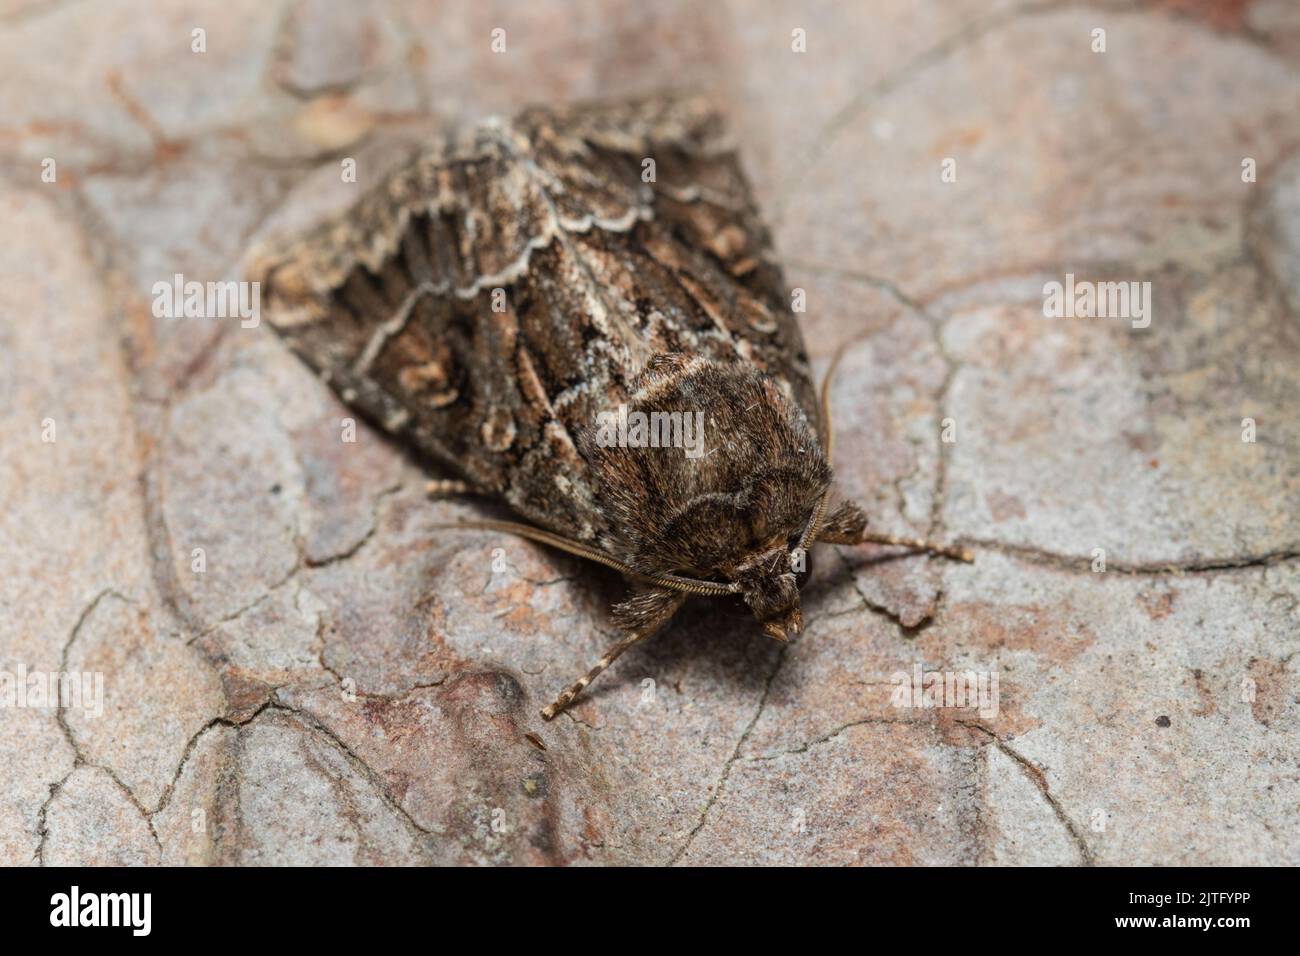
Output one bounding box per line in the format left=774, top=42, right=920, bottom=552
left=249, top=95, right=970, bottom=721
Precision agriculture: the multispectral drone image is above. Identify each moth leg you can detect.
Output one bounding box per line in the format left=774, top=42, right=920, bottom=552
left=842, top=530, right=973, bottom=563
left=425, top=479, right=479, bottom=498
left=541, top=630, right=649, bottom=721
left=817, top=500, right=973, bottom=563
left=541, top=590, right=685, bottom=720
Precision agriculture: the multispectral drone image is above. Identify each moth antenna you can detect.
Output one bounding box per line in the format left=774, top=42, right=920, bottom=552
left=542, top=590, right=685, bottom=720
left=798, top=355, right=974, bottom=564
left=433, top=519, right=741, bottom=596
left=798, top=343, right=850, bottom=551
left=818, top=342, right=850, bottom=465
left=799, top=491, right=830, bottom=555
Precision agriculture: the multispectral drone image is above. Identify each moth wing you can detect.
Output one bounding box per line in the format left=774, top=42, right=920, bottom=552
left=519, top=95, right=819, bottom=428
left=249, top=96, right=817, bottom=545
left=248, top=123, right=613, bottom=541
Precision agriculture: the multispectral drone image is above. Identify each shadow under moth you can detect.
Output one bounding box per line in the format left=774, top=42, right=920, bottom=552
left=249, top=95, right=970, bottom=721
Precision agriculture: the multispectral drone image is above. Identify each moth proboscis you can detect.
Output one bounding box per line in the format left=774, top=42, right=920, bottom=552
left=248, top=94, right=972, bottom=722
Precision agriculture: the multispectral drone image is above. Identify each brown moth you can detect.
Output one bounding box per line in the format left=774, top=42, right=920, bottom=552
left=248, top=95, right=970, bottom=721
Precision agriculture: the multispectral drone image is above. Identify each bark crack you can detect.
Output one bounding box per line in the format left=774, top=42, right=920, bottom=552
left=744, top=715, right=913, bottom=762
left=959, top=719, right=1095, bottom=865
left=264, top=702, right=440, bottom=849
left=668, top=645, right=787, bottom=865
left=771, top=0, right=1072, bottom=223
left=303, top=480, right=404, bottom=568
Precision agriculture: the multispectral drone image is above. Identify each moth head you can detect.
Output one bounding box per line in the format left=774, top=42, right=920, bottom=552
left=727, top=489, right=860, bottom=641
left=731, top=545, right=804, bottom=641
